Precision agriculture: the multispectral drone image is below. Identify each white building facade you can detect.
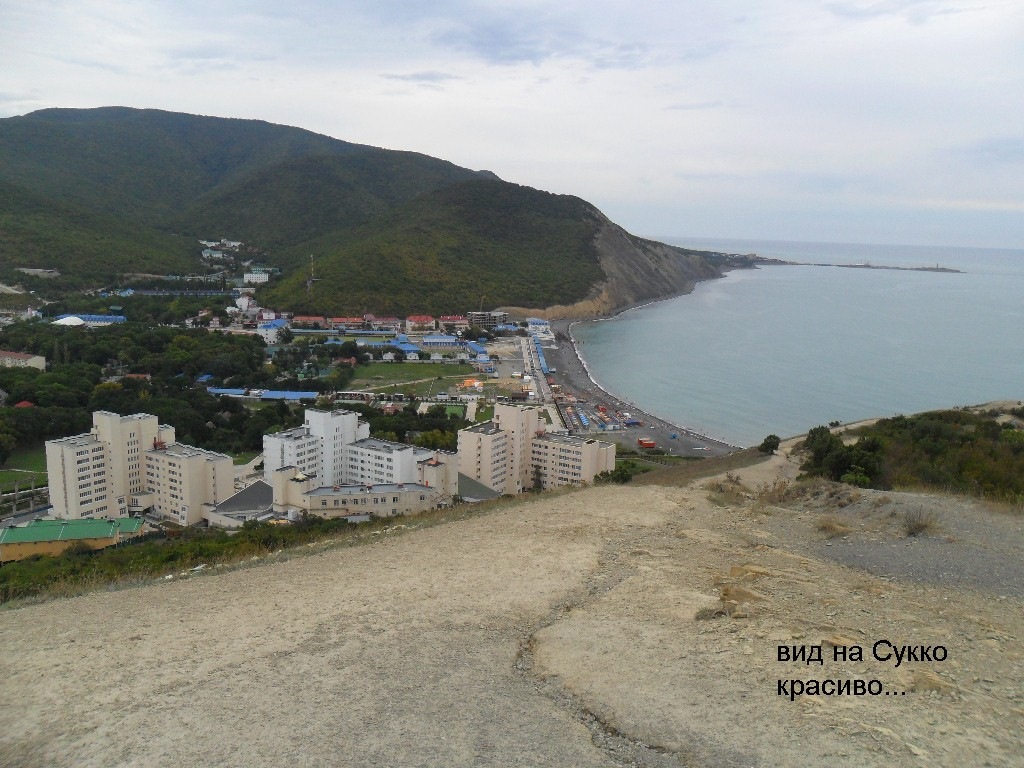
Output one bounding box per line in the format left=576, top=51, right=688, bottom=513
left=46, top=411, right=232, bottom=524
left=458, top=404, right=615, bottom=494
left=263, top=408, right=370, bottom=486
left=263, top=409, right=458, bottom=517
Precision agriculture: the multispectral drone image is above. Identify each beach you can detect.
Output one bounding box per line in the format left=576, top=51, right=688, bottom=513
left=545, top=319, right=738, bottom=457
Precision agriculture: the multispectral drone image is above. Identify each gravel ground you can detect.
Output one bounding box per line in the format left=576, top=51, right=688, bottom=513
left=772, top=485, right=1024, bottom=598
left=2, top=451, right=1021, bottom=767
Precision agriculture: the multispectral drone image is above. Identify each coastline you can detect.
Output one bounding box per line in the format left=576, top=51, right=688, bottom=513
left=545, top=314, right=741, bottom=456
left=538, top=254, right=966, bottom=453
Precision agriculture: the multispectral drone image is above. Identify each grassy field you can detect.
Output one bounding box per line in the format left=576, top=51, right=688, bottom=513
left=232, top=451, right=262, bottom=466
left=349, top=362, right=475, bottom=390
left=0, top=445, right=48, bottom=493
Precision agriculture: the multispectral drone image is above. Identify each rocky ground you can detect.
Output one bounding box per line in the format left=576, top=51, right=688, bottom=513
left=1, top=446, right=1022, bottom=767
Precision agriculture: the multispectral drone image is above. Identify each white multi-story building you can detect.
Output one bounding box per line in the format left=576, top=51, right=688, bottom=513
left=263, top=408, right=370, bottom=486
left=263, top=409, right=458, bottom=517
left=458, top=404, right=615, bottom=494
left=344, top=438, right=418, bottom=486
left=46, top=412, right=233, bottom=525
left=243, top=270, right=270, bottom=285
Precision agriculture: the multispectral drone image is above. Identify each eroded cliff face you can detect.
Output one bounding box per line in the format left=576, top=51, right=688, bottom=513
left=502, top=218, right=729, bottom=320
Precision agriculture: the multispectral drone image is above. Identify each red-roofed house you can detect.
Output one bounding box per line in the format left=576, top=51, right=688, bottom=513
left=14, top=400, right=35, bottom=408
left=439, top=315, right=470, bottom=332
left=405, top=315, right=436, bottom=332
left=291, top=316, right=328, bottom=328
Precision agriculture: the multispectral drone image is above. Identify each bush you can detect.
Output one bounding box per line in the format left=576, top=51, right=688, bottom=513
left=758, top=434, right=781, bottom=454
left=901, top=508, right=938, bottom=537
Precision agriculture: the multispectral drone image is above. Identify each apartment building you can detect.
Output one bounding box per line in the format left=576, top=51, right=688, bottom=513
left=143, top=442, right=234, bottom=525
left=45, top=411, right=232, bottom=525
left=0, top=350, right=46, bottom=370
left=270, top=467, right=448, bottom=519
left=263, top=409, right=458, bottom=517
left=531, top=432, right=616, bottom=490
left=458, top=404, right=615, bottom=494
left=46, top=412, right=173, bottom=519
left=263, top=408, right=370, bottom=486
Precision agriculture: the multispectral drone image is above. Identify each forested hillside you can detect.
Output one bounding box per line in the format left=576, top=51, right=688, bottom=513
left=0, top=107, right=731, bottom=314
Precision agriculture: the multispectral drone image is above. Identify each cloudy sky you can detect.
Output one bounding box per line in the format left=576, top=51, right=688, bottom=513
left=2, top=0, right=1022, bottom=248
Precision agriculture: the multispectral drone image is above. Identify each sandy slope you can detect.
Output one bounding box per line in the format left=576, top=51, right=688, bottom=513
left=1, top=452, right=1022, bottom=767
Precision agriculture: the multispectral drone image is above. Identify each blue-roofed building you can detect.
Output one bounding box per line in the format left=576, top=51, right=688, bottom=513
left=464, top=341, right=487, bottom=356
left=207, top=388, right=249, bottom=397
left=261, top=390, right=319, bottom=402
left=421, top=334, right=461, bottom=348
left=196, top=374, right=214, bottom=383
left=258, top=318, right=288, bottom=343
left=396, top=342, right=421, bottom=354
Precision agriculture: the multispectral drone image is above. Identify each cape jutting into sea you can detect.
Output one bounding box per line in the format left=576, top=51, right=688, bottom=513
left=571, top=238, right=1024, bottom=447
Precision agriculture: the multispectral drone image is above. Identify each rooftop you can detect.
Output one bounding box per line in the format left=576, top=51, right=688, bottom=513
left=48, top=432, right=100, bottom=447
left=214, top=481, right=274, bottom=515
left=0, top=517, right=144, bottom=545
left=463, top=421, right=502, bottom=435
left=307, top=482, right=431, bottom=497
left=348, top=437, right=413, bottom=453
left=147, top=442, right=231, bottom=461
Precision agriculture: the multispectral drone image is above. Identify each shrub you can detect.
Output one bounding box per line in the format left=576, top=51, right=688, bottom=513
left=901, top=508, right=938, bottom=537
left=816, top=516, right=852, bottom=539
left=758, top=434, right=781, bottom=454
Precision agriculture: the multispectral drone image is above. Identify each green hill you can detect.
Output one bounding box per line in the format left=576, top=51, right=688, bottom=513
left=176, top=151, right=499, bottom=256
left=0, top=106, right=731, bottom=313
left=0, top=107, right=364, bottom=223
left=0, top=179, right=194, bottom=288
left=260, top=179, right=606, bottom=315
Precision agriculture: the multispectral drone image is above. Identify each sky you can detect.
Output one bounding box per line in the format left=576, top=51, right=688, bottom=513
left=1, top=0, right=1022, bottom=249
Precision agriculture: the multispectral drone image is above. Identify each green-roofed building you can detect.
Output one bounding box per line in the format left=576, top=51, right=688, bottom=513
left=0, top=517, right=146, bottom=563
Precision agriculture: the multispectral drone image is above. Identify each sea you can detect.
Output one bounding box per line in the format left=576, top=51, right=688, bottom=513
left=571, top=238, right=1024, bottom=448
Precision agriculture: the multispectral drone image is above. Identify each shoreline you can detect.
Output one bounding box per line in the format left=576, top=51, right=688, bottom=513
left=538, top=256, right=965, bottom=453
left=545, top=313, right=741, bottom=457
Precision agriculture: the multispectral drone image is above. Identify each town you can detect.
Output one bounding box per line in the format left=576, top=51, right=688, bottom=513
left=0, top=245, right=654, bottom=563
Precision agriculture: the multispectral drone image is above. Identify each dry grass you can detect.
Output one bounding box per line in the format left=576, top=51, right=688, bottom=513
left=816, top=516, right=853, bottom=539
left=632, top=448, right=770, bottom=487
left=703, top=473, right=750, bottom=508
left=755, top=478, right=793, bottom=504
left=901, top=508, right=940, bottom=537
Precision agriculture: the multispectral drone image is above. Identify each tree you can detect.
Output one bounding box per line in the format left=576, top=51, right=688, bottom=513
left=531, top=464, right=544, bottom=491
left=758, top=434, right=781, bottom=454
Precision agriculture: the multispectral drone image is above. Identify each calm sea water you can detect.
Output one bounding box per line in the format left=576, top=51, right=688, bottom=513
left=572, top=239, right=1024, bottom=447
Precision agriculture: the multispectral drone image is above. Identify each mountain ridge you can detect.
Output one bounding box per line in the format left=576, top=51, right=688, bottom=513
left=0, top=107, right=738, bottom=315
